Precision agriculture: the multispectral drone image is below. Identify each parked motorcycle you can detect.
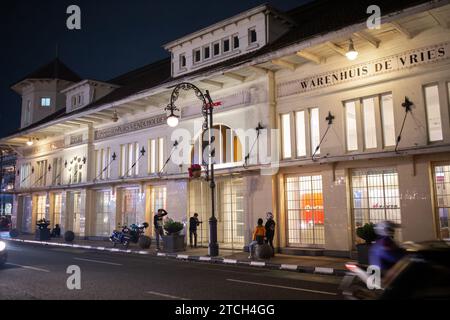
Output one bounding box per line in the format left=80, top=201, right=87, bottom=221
left=110, top=222, right=149, bottom=248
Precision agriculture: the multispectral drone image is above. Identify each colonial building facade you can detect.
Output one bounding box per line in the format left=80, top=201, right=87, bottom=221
left=1, top=0, right=449, bottom=257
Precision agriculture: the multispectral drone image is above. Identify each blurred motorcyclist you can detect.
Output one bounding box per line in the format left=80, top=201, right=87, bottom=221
left=369, top=221, right=405, bottom=274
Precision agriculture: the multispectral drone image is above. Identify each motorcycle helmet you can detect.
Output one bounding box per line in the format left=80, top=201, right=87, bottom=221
left=141, top=222, right=149, bottom=229
left=374, top=220, right=400, bottom=237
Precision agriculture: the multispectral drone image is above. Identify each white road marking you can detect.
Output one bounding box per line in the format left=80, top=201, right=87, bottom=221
left=226, top=279, right=338, bottom=296
left=177, top=255, right=189, bottom=259
left=6, top=263, right=50, bottom=273
left=74, top=258, right=122, bottom=266
left=250, top=261, right=266, bottom=267
left=281, top=264, right=298, bottom=271
left=223, top=259, right=237, bottom=264
left=314, top=267, right=334, bottom=274
left=147, top=291, right=190, bottom=300
left=199, top=256, right=211, bottom=261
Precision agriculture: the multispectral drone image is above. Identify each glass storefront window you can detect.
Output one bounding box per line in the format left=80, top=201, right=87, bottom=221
left=351, top=169, right=401, bottom=239
left=121, top=188, right=143, bottom=226
left=285, top=175, right=325, bottom=246
left=52, top=193, right=62, bottom=228
left=36, top=195, right=47, bottom=221
left=95, top=191, right=114, bottom=237
left=189, top=177, right=244, bottom=249
left=434, top=165, right=450, bottom=240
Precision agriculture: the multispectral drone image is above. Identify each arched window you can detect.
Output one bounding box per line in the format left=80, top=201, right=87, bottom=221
left=191, top=125, right=243, bottom=166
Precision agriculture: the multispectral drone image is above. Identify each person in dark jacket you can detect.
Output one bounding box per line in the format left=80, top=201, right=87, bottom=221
left=154, top=209, right=168, bottom=251
left=51, top=224, right=61, bottom=238
left=189, top=213, right=202, bottom=248
left=265, top=212, right=276, bottom=257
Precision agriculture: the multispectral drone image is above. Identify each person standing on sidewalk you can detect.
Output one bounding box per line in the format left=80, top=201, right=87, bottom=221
left=248, top=218, right=266, bottom=259
left=154, top=209, right=168, bottom=251
left=189, top=213, right=202, bottom=248
left=265, top=212, right=276, bottom=257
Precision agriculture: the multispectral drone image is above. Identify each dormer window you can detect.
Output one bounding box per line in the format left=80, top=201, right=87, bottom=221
left=249, top=28, right=257, bottom=44
left=233, top=35, right=240, bottom=49
left=194, top=48, right=201, bottom=63
left=179, top=54, right=186, bottom=68
left=40, top=97, right=51, bottom=107
left=213, top=42, right=220, bottom=56
left=223, top=38, right=230, bottom=53
left=203, top=46, right=210, bottom=60
left=71, top=96, right=77, bottom=107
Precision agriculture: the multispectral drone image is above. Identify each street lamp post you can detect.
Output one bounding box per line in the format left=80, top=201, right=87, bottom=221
left=165, top=82, right=219, bottom=257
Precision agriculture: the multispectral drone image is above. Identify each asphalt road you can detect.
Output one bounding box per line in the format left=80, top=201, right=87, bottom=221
left=0, top=242, right=344, bottom=300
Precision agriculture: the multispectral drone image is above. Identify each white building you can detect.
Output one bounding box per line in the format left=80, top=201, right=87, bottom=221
left=1, top=0, right=450, bottom=257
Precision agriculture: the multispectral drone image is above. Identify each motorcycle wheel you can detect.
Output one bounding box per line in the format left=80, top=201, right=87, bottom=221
left=124, top=241, right=129, bottom=249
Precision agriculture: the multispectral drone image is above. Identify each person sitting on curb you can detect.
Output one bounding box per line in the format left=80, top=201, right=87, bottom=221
left=248, top=218, right=266, bottom=259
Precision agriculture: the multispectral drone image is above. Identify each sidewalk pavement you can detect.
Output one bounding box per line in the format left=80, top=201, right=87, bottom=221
left=1, top=233, right=354, bottom=276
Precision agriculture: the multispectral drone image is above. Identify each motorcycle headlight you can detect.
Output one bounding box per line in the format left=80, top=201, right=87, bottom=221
left=0, top=241, right=6, bottom=252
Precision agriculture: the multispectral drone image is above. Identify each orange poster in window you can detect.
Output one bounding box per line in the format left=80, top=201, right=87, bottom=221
left=300, top=193, right=324, bottom=224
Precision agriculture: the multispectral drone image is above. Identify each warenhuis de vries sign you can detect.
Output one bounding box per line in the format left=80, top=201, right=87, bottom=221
left=278, top=42, right=450, bottom=97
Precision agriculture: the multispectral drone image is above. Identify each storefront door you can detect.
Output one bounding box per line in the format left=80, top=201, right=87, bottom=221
left=67, top=192, right=84, bottom=236
left=21, top=196, right=32, bottom=233
left=95, top=190, right=114, bottom=237
left=121, top=188, right=140, bottom=227
left=433, top=165, right=450, bottom=240
left=189, top=177, right=245, bottom=249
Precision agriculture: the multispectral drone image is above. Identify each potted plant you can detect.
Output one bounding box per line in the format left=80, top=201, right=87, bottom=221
left=163, top=219, right=185, bottom=253
left=35, top=218, right=51, bottom=241
left=355, top=223, right=377, bottom=265
left=188, top=164, right=202, bottom=179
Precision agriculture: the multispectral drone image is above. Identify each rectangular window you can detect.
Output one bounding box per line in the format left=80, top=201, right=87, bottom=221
left=20, top=163, right=32, bottom=189
left=223, top=38, right=230, bottom=52
left=120, top=144, right=127, bottom=177
left=158, top=138, right=164, bottom=171
left=281, top=113, right=292, bottom=159
left=203, top=46, right=210, bottom=60
left=362, top=97, right=377, bottom=149
left=295, top=111, right=306, bottom=157
left=424, top=84, right=443, bottom=141
left=179, top=54, right=186, bottom=68
left=213, top=42, right=220, bottom=56
left=40, top=97, right=51, bottom=107
left=381, top=94, right=396, bottom=147
left=95, top=191, right=114, bottom=237
left=36, top=160, right=47, bottom=187
left=36, top=195, right=47, bottom=221
left=433, top=165, right=450, bottom=240
left=285, top=175, right=325, bottom=246
left=194, top=49, right=201, bottom=63
left=149, top=139, right=156, bottom=174
left=351, top=169, right=401, bottom=240
left=52, top=158, right=62, bottom=185
left=233, top=35, right=240, bottom=49
left=310, top=108, right=320, bottom=155
left=345, top=101, right=358, bottom=151
left=249, top=28, right=257, bottom=44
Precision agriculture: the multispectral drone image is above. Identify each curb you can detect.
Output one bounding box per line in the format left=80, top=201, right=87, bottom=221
left=4, top=238, right=347, bottom=276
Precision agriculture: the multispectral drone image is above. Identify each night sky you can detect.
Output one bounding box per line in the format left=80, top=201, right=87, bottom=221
left=0, top=0, right=308, bottom=137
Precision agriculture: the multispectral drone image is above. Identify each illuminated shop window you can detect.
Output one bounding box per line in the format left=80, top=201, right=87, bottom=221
left=351, top=169, right=401, bottom=239
left=189, top=177, right=244, bottom=249
left=40, top=97, right=51, bottom=107
left=310, top=108, right=320, bottom=155
left=95, top=190, right=114, bottom=237
left=345, top=100, right=358, bottom=151
left=281, top=113, right=292, bottom=159
left=424, top=84, right=443, bottom=142
left=381, top=94, right=396, bottom=147
left=52, top=193, right=62, bottom=228
left=433, top=165, right=450, bottom=240
left=295, top=111, right=306, bottom=157
left=285, top=175, right=324, bottom=246
left=36, top=195, right=47, bottom=221
left=121, top=188, right=143, bottom=227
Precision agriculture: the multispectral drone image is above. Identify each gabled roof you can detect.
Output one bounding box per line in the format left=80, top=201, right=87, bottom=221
left=11, top=58, right=82, bottom=90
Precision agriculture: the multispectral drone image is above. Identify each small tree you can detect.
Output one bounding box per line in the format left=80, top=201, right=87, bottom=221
left=356, top=223, right=377, bottom=244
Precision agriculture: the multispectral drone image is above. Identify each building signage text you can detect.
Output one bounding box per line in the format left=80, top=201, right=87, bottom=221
left=278, top=42, right=450, bottom=97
